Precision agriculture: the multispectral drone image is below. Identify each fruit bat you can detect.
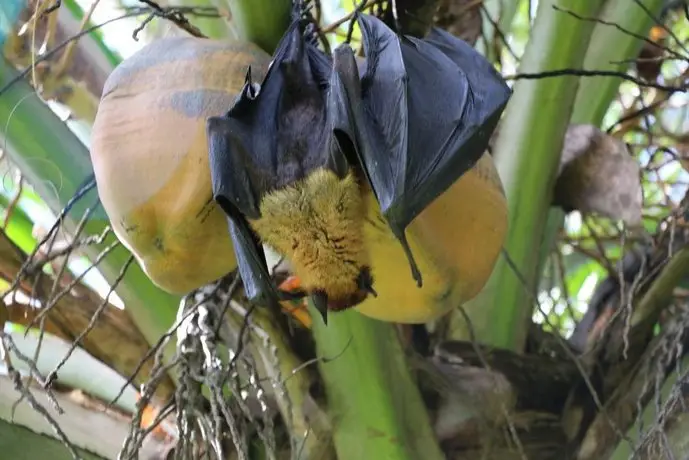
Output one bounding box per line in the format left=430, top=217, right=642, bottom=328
left=207, top=11, right=511, bottom=320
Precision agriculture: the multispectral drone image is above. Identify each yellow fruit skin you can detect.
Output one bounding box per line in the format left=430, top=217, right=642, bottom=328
left=356, top=153, right=508, bottom=323
left=90, top=37, right=271, bottom=294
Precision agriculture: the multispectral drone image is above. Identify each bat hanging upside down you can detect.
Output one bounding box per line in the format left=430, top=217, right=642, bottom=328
left=89, top=7, right=511, bottom=325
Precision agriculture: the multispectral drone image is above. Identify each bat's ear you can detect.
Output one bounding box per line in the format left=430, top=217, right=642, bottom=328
left=239, top=66, right=261, bottom=103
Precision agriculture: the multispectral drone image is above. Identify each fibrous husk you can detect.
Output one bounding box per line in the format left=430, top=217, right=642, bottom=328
left=553, top=124, right=643, bottom=226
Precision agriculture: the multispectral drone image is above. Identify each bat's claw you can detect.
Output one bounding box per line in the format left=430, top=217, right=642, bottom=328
left=277, top=276, right=312, bottom=328
left=311, top=291, right=329, bottom=325
left=278, top=275, right=303, bottom=295
left=412, top=266, right=423, bottom=287
left=392, top=226, right=424, bottom=287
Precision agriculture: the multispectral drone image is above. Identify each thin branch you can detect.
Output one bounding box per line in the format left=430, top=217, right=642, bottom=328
left=506, top=68, right=686, bottom=92
left=552, top=5, right=687, bottom=61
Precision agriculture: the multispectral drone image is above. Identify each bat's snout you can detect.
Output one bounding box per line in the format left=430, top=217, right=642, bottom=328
left=318, top=291, right=367, bottom=311
left=311, top=267, right=377, bottom=314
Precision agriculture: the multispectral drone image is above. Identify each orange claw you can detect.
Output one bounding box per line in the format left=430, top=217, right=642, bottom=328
left=278, top=276, right=312, bottom=328
left=136, top=394, right=175, bottom=443
left=279, top=275, right=302, bottom=292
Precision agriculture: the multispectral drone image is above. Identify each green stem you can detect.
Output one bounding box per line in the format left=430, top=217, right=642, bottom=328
left=477, top=0, right=521, bottom=61
left=0, top=193, right=37, bottom=254
left=311, top=308, right=443, bottom=460
left=227, top=0, right=292, bottom=54
left=452, top=0, right=606, bottom=351
left=570, top=0, right=665, bottom=126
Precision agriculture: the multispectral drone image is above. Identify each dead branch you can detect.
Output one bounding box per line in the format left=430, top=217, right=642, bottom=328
left=0, top=230, right=175, bottom=402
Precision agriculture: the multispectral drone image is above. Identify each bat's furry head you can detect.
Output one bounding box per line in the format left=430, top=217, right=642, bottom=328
left=248, top=168, right=374, bottom=310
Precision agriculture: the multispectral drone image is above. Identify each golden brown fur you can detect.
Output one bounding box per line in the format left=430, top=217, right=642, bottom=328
left=249, top=168, right=368, bottom=303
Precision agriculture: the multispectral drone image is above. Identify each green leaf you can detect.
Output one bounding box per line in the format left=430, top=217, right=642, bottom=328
left=453, top=0, right=607, bottom=351
left=570, top=0, right=666, bottom=126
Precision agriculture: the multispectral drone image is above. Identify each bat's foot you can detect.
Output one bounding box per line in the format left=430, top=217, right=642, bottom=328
left=278, top=276, right=312, bottom=328
left=136, top=393, right=175, bottom=443
left=277, top=274, right=377, bottom=327
left=278, top=274, right=302, bottom=292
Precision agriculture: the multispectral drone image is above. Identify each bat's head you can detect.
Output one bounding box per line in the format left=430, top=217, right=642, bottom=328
left=248, top=167, right=376, bottom=311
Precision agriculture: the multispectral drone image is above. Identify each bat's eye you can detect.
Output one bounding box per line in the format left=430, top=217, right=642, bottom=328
left=335, top=202, right=345, bottom=214
left=292, top=239, right=299, bottom=250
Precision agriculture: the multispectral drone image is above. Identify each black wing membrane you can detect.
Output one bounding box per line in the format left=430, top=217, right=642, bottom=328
left=206, top=16, right=353, bottom=304
left=347, top=14, right=512, bottom=285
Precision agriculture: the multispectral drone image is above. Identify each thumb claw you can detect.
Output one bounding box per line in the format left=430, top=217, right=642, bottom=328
left=312, top=291, right=328, bottom=325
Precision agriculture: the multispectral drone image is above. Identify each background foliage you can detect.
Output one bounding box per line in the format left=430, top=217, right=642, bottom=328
left=0, top=0, right=688, bottom=459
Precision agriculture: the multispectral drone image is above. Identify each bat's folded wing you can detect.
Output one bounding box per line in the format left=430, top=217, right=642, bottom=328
left=337, top=13, right=511, bottom=285
left=355, top=13, right=511, bottom=234
left=206, top=77, right=284, bottom=303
